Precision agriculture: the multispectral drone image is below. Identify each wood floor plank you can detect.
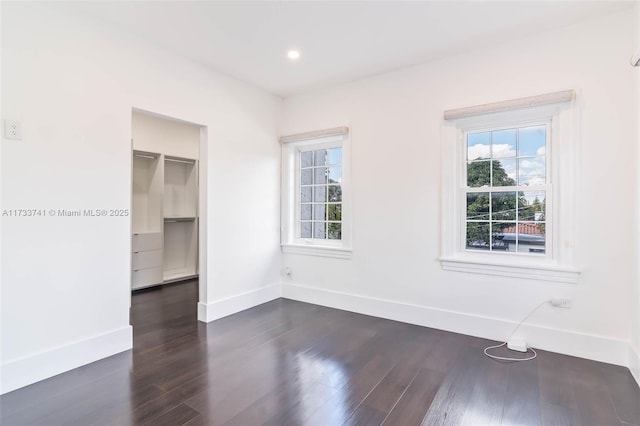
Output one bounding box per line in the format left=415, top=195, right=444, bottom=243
left=500, top=355, right=543, bottom=426
left=346, top=404, right=388, bottom=426
left=352, top=336, right=436, bottom=419
left=382, top=367, right=445, bottom=425
left=537, top=351, right=580, bottom=426
left=458, top=350, right=509, bottom=426
left=142, top=403, right=200, bottom=426
left=598, top=363, right=640, bottom=425
left=569, top=356, right=625, bottom=426
left=421, top=348, right=483, bottom=426
left=299, top=352, right=398, bottom=425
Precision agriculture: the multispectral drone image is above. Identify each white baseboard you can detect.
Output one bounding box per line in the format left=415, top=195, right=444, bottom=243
left=4, top=284, right=635, bottom=396
left=282, top=282, right=630, bottom=368
left=198, top=283, right=281, bottom=323
left=630, top=344, right=640, bottom=387
left=0, top=325, right=132, bottom=395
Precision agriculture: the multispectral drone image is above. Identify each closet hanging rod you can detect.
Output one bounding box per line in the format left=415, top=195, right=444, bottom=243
left=165, top=158, right=195, bottom=164
left=164, top=218, right=195, bottom=223
left=134, top=154, right=157, bottom=160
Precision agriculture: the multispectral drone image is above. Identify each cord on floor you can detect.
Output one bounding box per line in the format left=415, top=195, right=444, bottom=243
left=483, top=300, right=548, bottom=362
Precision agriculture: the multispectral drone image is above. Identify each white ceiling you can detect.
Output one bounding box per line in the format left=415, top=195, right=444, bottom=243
left=64, top=1, right=633, bottom=97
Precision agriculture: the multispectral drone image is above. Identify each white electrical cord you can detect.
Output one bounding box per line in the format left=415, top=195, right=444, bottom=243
left=483, top=300, right=548, bottom=362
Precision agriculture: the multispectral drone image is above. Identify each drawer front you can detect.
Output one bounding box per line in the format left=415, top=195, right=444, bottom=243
left=132, top=249, right=163, bottom=270
left=132, top=267, right=163, bottom=289
left=132, top=232, right=163, bottom=252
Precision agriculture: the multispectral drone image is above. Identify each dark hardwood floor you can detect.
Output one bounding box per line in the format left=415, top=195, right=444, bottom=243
left=2, top=280, right=639, bottom=425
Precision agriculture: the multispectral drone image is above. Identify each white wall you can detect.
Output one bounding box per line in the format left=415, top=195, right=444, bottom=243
left=632, top=1, right=640, bottom=385
left=0, top=3, right=281, bottom=393
left=281, top=10, right=638, bottom=368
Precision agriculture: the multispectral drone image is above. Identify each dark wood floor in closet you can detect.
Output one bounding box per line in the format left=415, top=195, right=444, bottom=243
left=1, top=279, right=639, bottom=425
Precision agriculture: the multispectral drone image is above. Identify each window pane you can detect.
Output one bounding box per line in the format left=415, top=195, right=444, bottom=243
left=518, top=158, right=545, bottom=186
left=518, top=125, right=546, bottom=157
left=313, top=185, right=326, bottom=202
left=328, top=203, right=342, bottom=221
left=301, top=222, right=312, bottom=238
left=328, top=167, right=342, bottom=184
left=328, top=185, right=342, bottom=202
left=467, top=160, right=490, bottom=187
left=328, top=223, right=341, bottom=240
left=301, top=151, right=313, bottom=168
left=467, top=132, right=491, bottom=161
left=466, top=222, right=490, bottom=250
left=301, top=169, right=312, bottom=185
left=314, top=167, right=327, bottom=184
left=492, top=192, right=517, bottom=220
left=314, top=149, right=327, bottom=167
left=492, top=159, right=516, bottom=187
left=313, top=222, right=326, bottom=239
left=301, top=204, right=312, bottom=220
left=518, top=191, right=546, bottom=221
left=301, top=186, right=312, bottom=203
left=492, top=222, right=513, bottom=252
left=517, top=222, right=546, bottom=254
left=327, top=148, right=342, bottom=166
left=492, top=129, right=517, bottom=158
left=313, top=204, right=326, bottom=221
left=467, top=192, right=490, bottom=220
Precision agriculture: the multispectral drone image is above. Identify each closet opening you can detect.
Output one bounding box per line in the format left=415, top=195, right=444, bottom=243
left=129, top=109, right=207, bottom=336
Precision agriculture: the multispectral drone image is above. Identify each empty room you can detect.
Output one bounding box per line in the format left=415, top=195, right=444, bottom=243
left=1, top=1, right=640, bottom=425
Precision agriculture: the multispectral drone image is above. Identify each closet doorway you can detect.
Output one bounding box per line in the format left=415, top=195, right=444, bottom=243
left=129, top=109, right=207, bottom=324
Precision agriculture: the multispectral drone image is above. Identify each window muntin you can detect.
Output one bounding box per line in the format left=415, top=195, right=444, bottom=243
left=298, top=146, right=343, bottom=240
left=464, top=123, right=549, bottom=255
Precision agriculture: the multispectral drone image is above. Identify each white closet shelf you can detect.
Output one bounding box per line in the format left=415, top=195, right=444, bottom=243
left=164, top=217, right=196, bottom=222
left=165, top=156, right=196, bottom=164
left=133, top=150, right=160, bottom=160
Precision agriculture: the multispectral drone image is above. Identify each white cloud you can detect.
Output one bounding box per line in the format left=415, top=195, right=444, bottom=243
left=519, top=159, right=545, bottom=185
left=493, top=144, right=516, bottom=158
left=468, top=144, right=490, bottom=160
left=467, top=143, right=515, bottom=161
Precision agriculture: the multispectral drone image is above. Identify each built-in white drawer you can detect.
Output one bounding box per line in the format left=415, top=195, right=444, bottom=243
left=132, top=249, right=163, bottom=270
left=132, top=232, right=163, bottom=252
left=132, top=266, right=163, bottom=289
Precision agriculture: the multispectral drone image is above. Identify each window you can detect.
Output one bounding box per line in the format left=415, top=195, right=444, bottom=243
left=465, top=124, right=549, bottom=255
left=440, top=91, right=580, bottom=283
left=281, top=127, right=351, bottom=259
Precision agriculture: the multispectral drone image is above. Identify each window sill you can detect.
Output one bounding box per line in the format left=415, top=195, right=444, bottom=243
left=439, top=256, right=580, bottom=284
left=281, top=244, right=352, bottom=259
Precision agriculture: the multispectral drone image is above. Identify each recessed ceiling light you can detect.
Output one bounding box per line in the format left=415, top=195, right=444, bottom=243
left=287, top=50, right=300, bottom=60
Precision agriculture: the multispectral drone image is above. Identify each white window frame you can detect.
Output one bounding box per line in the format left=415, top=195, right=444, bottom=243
left=281, top=129, right=352, bottom=259
left=440, top=93, right=580, bottom=283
